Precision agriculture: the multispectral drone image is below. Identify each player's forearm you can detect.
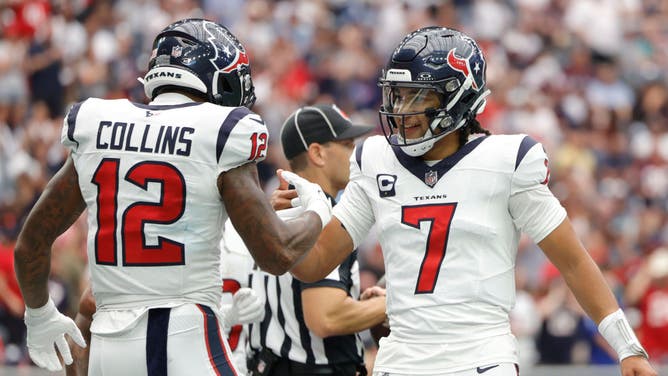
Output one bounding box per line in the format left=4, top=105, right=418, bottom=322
left=14, top=158, right=85, bottom=308
left=291, top=218, right=355, bottom=282
left=290, top=244, right=329, bottom=282
left=234, top=211, right=321, bottom=275
left=222, top=164, right=324, bottom=275
left=540, top=232, right=648, bottom=361
left=281, top=212, right=323, bottom=266
left=551, top=237, right=650, bottom=361
left=15, top=221, right=74, bottom=307
left=14, top=239, right=51, bottom=308
left=559, top=253, right=618, bottom=324
left=539, top=219, right=619, bottom=323
left=309, top=296, right=386, bottom=337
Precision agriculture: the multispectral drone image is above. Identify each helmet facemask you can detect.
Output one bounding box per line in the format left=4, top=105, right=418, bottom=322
left=379, top=75, right=484, bottom=157
left=378, top=26, right=491, bottom=157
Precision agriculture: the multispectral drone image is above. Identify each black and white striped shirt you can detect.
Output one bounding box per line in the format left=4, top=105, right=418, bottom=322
left=248, top=246, right=364, bottom=366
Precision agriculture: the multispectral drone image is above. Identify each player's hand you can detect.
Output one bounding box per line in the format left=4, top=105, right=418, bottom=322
left=361, top=286, right=389, bottom=328
left=620, top=356, right=657, bottom=376
left=24, top=298, right=86, bottom=372
left=271, top=170, right=297, bottom=210
left=278, top=169, right=332, bottom=229
left=360, top=286, right=386, bottom=301
left=223, top=288, right=264, bottom=328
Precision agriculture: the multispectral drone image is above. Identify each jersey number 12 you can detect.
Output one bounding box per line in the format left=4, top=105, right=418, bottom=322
left=92, top=158, right=186, bottom=266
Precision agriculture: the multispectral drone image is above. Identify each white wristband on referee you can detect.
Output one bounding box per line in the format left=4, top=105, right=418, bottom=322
left=598, top=308, right=649, bottom=361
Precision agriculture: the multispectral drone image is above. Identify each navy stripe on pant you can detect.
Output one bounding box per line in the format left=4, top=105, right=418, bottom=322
left=198, top=304, right=237, bottom=376
left=146, top=308, right=171, bottom=376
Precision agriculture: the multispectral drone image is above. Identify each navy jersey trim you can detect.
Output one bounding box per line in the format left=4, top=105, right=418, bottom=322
left=355, top=140, right=366, bottom=171
left=197, top=304, right=238, bottom=376
left=216, top=107, right=253, bottom=162
left=146, top=308, right=170, bottom=376
left=392, top=136, right=488, bottom=187
left=248, top=117, right=264, bottom=125
left=131, top=101, right=203, bottom=110
left=515, top=136, right=538, bottom=171
left=66, top=101, right=84, bottom=149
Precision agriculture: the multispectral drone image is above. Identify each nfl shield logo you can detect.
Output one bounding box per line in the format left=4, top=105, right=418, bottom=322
left=425, top=170, right=438, bottom=187
left=257, top=360, right=266, bottom=373
left=171, top=46, right=182, bottom=58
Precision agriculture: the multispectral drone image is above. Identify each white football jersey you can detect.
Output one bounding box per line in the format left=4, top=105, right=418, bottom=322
left=61, top=93, right=268, bottom=311
left=333, top=134, right=566, bottom=373
left=220, top=219, right=256, bottom=375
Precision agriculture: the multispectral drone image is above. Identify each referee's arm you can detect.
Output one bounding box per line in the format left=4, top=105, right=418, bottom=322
left=301, top=286, right=386, bottom=338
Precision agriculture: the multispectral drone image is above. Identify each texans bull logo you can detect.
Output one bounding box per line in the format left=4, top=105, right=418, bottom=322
left=222, top=49, right=249, bottom=73
left=446, top=48, right=483, bottom=91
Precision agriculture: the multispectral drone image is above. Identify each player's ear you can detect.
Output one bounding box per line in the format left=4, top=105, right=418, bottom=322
left=306, top=143, right=326, bottom=167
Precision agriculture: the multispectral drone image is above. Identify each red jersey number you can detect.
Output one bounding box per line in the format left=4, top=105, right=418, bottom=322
left=248, top=132, right=268, bottom=160
left=92, top=159, right=186, bottom=266
left=402, top=203, right=457, bottom=294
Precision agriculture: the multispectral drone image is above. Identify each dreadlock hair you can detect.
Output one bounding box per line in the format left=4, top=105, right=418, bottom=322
left=458, top=118, right=491, bottom=148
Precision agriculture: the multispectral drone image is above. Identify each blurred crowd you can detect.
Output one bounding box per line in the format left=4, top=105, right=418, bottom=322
left=1, top=0, right=667, bottom=370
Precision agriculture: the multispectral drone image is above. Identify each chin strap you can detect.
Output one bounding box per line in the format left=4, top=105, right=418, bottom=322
left=398, top=127, right=450, bottom=157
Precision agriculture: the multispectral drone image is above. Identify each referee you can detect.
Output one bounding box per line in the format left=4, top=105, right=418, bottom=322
left=248, top=104, right=386, bottom=376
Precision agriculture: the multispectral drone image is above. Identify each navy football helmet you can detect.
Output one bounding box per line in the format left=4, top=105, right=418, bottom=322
left=142, top=18, right=256, bottom=108
left=378, top=26, right=490, bottom=156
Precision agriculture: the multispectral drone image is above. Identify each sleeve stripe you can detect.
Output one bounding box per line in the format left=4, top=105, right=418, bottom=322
left=248, top=117, right=264, bottom=125
left=355, top=139, right=366, bottom=171
left=216, top=106, right=252, bottom=162
left=66, top=101, right=83, bottom=148
left=515, top=136, right=538, bottom=171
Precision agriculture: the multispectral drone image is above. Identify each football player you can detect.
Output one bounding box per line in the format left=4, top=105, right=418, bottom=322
left=65, top=223, right=263, bottom=376
left=280, top=27, right=656, bottom=376
left=15, top=18, right=331, bottom=375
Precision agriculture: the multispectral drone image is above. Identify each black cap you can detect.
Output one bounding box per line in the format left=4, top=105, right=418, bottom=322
left=280, top=104, right=375, bottom=160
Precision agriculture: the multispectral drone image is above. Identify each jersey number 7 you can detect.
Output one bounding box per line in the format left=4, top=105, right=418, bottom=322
left=402, top=203, right=457, bottom=294
left=92, top=158, right=186, bottom=266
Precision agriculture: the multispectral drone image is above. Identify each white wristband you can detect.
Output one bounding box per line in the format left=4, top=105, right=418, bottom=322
left=306, top=200, right=332, bottom=230
left=598, top=308, right=648, bottom=361
left=25, top=298, right=56, bottom=319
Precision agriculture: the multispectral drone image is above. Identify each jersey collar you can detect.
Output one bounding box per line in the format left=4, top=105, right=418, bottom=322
left=391, top=135, right=488, bottom=188
left=150, top=92, right=196, bottom=105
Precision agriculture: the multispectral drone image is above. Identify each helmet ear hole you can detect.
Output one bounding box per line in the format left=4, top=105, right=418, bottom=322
left=220, top=77, right=233, bottom=94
